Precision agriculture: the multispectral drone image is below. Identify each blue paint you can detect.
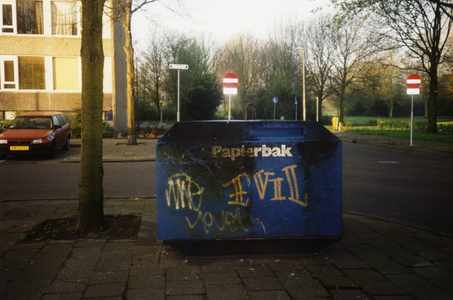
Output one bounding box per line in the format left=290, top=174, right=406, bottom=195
left=156, top=121, right=342, bottom=252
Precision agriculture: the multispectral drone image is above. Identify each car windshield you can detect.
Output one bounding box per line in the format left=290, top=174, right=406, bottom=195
left=9, top=117, right=52, bottom=129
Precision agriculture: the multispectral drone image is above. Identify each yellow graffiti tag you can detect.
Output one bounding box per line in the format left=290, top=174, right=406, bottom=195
left=166, top=173, right=203, bottom=211
left=222, top=172, right=250, bottom=207
left=223, top=164, right=308, bottom=207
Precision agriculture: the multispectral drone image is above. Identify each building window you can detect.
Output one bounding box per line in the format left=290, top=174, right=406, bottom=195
left=1, top=2, right=15, bottom=33
left=1, top=57, right=17, bottom=89
left=53, top=57, right=79, bottom=90
left=18, top=57, right=45, bottom=89
left=51, top=1, right=78, bottom=36
left=17, top=1, right=44, bottom=34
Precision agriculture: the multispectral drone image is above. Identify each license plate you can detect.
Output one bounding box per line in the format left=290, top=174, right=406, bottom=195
left=10, top=146, right=29, bottom=151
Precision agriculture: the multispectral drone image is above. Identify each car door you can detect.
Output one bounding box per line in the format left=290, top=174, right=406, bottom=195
left=52, top=115, right=64, bottom=147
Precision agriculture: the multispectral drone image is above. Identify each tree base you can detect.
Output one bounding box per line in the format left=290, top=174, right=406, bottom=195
left=127, top=135, right=138, bottom=145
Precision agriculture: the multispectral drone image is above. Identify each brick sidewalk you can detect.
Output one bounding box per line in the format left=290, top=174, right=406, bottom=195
left=1, top=198, right=453, bottom=299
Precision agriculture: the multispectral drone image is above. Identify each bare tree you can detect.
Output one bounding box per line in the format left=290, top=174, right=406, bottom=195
left=214, top=34, right=262, bottom=112
left=329, top=22, right=371, bottom=124
left=330, top=0, right=453, bottom=133
left=304, top=14, right=336, bottom=119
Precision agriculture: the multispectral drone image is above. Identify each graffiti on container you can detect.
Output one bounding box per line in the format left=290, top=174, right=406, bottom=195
left=165, top=173, right=264, bottom=234
left=222, top=164, right=308, bottom=207
left=164, top=164, right=307, bottom=234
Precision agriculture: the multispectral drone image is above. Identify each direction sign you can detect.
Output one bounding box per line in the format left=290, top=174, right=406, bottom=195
left=406, top=73, right=421, bottom=89
left=169, top=64, right=189, bottom=69
left=273, top=97, right=278, bottom=103
left=223, top=72, right=239, bottom=88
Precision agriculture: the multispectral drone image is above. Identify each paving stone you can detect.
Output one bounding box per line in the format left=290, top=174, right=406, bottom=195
left=242, top=276, right=282, bottom=291
left=434, top=260, right=453, bottom=273
left=373, top=295, right=416, bottom=300
left=166, top=266, right=202, bottom=281
left=418, top=250, right=453, bottom=261
left=393, top=256, right=434, bottom=267
left=95, top=260, right=131, bottom=272
left=411, top=266, right=453, bottom=279
left=74, top=239, right=106, bottom=249
left=236, top=265, right=274, bottom=277
left=373, top=261, right=412, bottom=275
left=429, top=277, right=453, bottom=295
left=41, top=292, right=84, bottom=300
left=125, top=288, right=165, bottom=300
left=167, top=295, right=206, bottom=300
left=89, top=271, right=129, bottom=284
left=201, top=272, right=241, bottom=285
left=284, top=276, right=329, bottom=298
left=403, top=286, right=452, bottom=300
left=247, top=290, right=291, bottom=300
left=329, top=289, right=372, bottom=300
left=127, top=274, right=165, bottom=289
left=100, top=250, right=135, bottom=261
left=266, top=259, right=302, bottom=272
left=84, top=282, right=126, bottom=298
left=385, top=274, right=431, bottom=287
left=199, top=262, right=236, bottom=273
left=45, top=279, right=87, bottom=293
left=362, top=281, right=407, bottom=295
left=166, top=279, right=205, bottom=295
left=331, top=257, right=369, bottom=269
left=205, top=284, right=247, bottom=300
left=343, top=268, right=387, bottom=282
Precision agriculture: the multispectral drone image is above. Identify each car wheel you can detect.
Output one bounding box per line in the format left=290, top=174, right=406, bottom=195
left=63, top=136, right=70, bottom=151
left=48, top=141, right=56, bottom=159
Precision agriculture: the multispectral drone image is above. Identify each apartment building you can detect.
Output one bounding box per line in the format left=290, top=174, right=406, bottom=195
left=0, top=0, right=127, bottom=133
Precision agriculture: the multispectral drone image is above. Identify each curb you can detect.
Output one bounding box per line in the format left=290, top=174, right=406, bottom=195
left=339, top=138, right=453, bottom=158
left=62, top=156, right=156, bottom=163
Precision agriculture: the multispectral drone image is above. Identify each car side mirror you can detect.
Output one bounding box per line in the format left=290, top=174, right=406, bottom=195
left=54, top=124, right=62, bottom=129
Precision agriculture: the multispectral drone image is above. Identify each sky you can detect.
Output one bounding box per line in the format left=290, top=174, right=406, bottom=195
left=131, top=0, right=332, bottom=53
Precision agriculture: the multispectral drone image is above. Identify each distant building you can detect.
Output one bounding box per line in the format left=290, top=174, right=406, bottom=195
left=0, top=0, right=127, bottom=134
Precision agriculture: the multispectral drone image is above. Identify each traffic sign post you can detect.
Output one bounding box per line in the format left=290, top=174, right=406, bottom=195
left=294, top=96, right=298, bottom=120
left=406, top=74, right=421, bottom=146
left=169, top=64, right=189, bottom=122
left=223, top=73, right=239, bottom=121
left=273, top=97, right=278, bottom=120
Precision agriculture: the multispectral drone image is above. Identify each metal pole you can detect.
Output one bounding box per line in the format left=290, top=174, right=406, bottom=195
left=228, top=94, right=231, bottom=121
left=410, top=95, right=414, bottom=146
left=160, top=101, right=163, bottom=125
left=316, top=97, right=319, bottom=122
left=303, top=47, right=306, bottom=121
left=274, top=102, right=276, bottom=120
left=177, top=69, right=180, bottom=122
left=295, top=98, right=297, bottom=120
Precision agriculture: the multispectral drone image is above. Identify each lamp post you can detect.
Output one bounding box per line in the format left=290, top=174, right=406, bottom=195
left=296, top=47, right=306, bottom=121
left=160, top=91, right=166, bottom=125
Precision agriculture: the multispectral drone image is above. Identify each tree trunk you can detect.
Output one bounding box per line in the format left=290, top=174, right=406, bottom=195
left=426, top=65, right=438, bottom=133
left=124, top=5, right=137, bottom=145
left=389, top=98, right=393, bottom=118
left=78, top=0, right=106, bottom=230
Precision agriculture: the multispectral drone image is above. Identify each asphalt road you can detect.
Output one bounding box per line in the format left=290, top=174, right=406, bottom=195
left=1, top=143, right=452, bottom=236
left=0, top=151, right=156, bottom=200
left=342, top=142, right=453, bottom=236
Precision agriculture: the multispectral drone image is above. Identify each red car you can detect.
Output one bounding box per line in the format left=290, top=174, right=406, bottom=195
left=0, top=112, right=72, bottom=159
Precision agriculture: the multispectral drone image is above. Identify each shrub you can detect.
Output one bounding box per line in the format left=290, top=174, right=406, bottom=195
left=69, top=107, right=82, bottom=138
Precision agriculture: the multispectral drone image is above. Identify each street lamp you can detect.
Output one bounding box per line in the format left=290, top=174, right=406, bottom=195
left=296, top=47, right=306, bottom=121
left=160, top=91, right=166, bottom=125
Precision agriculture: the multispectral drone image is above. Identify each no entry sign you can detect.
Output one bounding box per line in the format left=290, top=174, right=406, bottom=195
left=406, top=74, right=421, bottom=89
left=223, top=72, right=239, bottom=88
